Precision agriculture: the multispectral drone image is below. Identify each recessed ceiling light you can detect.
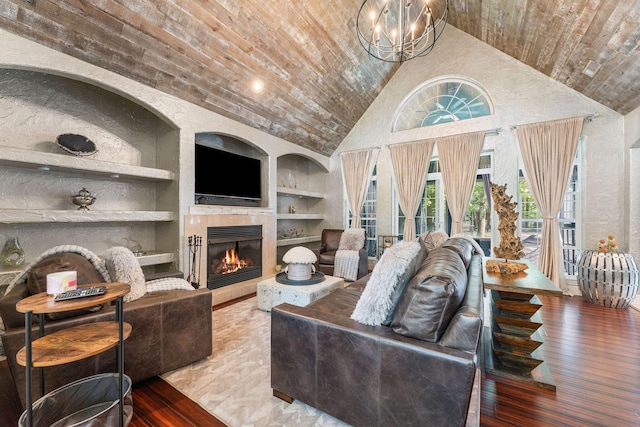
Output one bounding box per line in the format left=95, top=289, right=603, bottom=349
left=251, top=79, right=264, bottom=93
left=582, top=60, right=602, bottom=78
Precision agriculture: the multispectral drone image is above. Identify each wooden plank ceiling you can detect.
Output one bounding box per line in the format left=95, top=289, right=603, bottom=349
left=0, top=0, right=639, bottom=155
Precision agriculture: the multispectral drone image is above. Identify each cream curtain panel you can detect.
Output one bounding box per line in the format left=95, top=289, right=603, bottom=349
left=389, top=139, right=435, bottom=239
left=516, top=116, right=584, bottom=289
left=341, top=148, right=379, bottom=228
left=437, top=131, right=486, bottom=235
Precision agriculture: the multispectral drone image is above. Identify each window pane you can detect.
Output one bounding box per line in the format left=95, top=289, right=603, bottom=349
left=348, top=168, right=377, bottom=258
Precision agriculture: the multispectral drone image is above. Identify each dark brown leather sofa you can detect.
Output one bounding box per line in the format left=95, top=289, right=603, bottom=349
left=1, top=282, right=212, bottom=408
left=314, top=228, right=369, bottom=279
left=272, top=239, right=484, bottom=427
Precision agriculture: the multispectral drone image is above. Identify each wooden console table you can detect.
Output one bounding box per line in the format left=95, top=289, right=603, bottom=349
left=16, top=283, right=131, bottom=427
left=482, top=258, right=562, bottom=391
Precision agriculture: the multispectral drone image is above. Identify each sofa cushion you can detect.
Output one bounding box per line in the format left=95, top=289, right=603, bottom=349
left=440, top=237, right=474, bottom=268
left=146, top=277, right=194, bottom=293
left=27, top=253, right=106, bottom=296
left=318, top=250, right=337, bottom=265
left=419, top=231, right=449, bottom=252
left=338, top=228, right=365, bottom=251
left=322, top=229, right=343, bottom=252
left=27, top=253, right=107, bottom=321
left=104, top=246, right=146, bottom=303
left=351, top=241, right=426, bottom=326
left=391, top=246, right=468, bottom=342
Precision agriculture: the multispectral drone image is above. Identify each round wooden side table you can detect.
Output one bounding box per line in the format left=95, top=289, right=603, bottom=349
left=577, top=250, right=639, bottom=308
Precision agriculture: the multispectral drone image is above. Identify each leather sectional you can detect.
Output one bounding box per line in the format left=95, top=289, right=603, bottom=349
left=1, top=281, right=212, bottom=408
left=271, top=237, right=484, bottom=427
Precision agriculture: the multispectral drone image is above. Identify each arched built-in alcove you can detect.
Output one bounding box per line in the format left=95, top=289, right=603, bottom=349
left=0, top=68, right=180, bottom=272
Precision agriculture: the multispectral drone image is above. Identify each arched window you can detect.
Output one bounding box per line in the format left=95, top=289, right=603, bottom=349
left=393, top=77, right=493, bottom=132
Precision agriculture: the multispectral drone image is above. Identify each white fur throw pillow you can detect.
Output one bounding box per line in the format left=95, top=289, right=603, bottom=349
left=338, top=228, right=366, bottom=251
left=351, top=241, right=426, bottom=326
left=104, top=246, right=146, bottom=303
left=146, top=277, right=194, bottom=293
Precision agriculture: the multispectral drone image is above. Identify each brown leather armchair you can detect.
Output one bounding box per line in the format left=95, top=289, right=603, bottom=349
left=314, top=229, right=368, bottom=280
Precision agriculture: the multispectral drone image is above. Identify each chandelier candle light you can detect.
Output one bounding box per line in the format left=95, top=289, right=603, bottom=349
left=357, top=0, right=449, bottom=63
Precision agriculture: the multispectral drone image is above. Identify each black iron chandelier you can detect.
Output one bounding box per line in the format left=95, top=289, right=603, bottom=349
left=356, top=0, right=449, bottom=63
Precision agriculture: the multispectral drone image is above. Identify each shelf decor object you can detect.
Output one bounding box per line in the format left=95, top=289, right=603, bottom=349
left=356, top=0, right=449, bottom=63
left=55, top=134, right=98, bottom=156
left=0, top=236, right=25, bottom=267
left=577, top=250, right=638, bottom=308
left=71, top=187, right=97, bottom=211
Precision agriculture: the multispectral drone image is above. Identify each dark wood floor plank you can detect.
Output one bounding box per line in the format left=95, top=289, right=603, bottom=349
left=481, top=295, right=640, bottom=426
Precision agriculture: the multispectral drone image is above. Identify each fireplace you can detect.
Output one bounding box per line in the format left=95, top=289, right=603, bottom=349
left=207, top=225, right=262, bottom=289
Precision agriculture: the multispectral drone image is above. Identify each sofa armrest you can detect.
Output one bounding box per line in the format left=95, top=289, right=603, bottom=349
left=0, top=282, right=30, bottom=330
left=272, top=301, right=477, bottom=427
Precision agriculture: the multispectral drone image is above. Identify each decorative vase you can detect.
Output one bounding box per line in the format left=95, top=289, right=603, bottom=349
left=0, top=237, right=25, bottom=267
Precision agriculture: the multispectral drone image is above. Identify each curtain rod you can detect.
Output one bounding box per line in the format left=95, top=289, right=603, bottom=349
left=339, top=146, right=381, bottom=155
left=509, top=114, right=597, bottom=130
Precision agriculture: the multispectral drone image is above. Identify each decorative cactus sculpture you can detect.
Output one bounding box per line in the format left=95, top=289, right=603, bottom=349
left=490, top=182, right=524, bottom=260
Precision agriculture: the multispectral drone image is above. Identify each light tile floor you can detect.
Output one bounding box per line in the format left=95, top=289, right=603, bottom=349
left=162, top=297, right=348, bottom=427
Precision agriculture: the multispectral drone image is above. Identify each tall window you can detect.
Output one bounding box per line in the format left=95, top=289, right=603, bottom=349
left=346, top=167, right=377, bottom=258
left=397, top=154, right=492, bottom=240
left=519, top=139, right=583, bottom=277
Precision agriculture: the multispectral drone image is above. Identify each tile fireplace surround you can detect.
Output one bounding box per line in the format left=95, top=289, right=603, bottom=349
left=185, top=206, right=276, bottom=307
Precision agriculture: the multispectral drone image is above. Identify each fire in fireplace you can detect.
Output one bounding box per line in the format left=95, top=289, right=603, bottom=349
left=214, top=248, right=252, bottom=274
left=207, top=225, right=262, bottom=289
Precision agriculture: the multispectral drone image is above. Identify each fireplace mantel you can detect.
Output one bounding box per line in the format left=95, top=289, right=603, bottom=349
left=189, top=205, right=274, bottom=216
left=185, top=208, right=276, bottom=306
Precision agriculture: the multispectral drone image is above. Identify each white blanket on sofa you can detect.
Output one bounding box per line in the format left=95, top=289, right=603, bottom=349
left=332, top=228, right=366, bottom=282
left=334, top=249, right=360, bottom=282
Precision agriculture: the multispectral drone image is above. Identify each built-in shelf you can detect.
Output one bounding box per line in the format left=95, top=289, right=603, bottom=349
left=0, top=146, right=175, bottom=181
left=0, top=210, right=176, bottom=224
left=276, top=236, right=321, bottom=247
left=276, top=187, right=324, bottom=199
left=136, top=252, right=176, bottom=267
left=277, top=213, right=324, bottom=220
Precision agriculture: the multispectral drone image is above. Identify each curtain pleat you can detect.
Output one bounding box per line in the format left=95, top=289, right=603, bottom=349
left=437, top=131, right=486, bottom=235
left=516, top=116, right=584, bottom=289
left=389, top=139, right=435, bottom=240
left=341, top=148, right=379, bottom=228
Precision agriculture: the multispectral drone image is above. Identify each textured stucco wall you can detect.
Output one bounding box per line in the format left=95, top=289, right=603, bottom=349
left=330, top=25, right=626, bottom=257
left=624, top=107, right=640, bottom=263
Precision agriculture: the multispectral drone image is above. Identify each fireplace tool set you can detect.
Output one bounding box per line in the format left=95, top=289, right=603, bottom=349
left=187, top=235, right=202, bottom=289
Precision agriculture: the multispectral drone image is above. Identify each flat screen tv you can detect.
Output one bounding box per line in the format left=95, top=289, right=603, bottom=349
left=195, top=144, right=261, bottom=203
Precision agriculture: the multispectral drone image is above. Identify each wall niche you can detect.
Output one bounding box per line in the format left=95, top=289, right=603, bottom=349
left=0, top=69, right=179, bottom=273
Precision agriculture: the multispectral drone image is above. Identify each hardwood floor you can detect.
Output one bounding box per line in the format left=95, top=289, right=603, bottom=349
left=129, top=376, right=226, bottom=427
left=2, top=294, right=639, bottom=426
left=481, top=295, right=640, bottom=426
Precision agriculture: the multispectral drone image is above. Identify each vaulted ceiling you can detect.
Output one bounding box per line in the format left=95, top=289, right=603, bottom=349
left=1, top=1, right=639, bottom=156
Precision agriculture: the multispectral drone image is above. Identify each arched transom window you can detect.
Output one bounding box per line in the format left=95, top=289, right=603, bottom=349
left=393, top=77, right=493, bottom=132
